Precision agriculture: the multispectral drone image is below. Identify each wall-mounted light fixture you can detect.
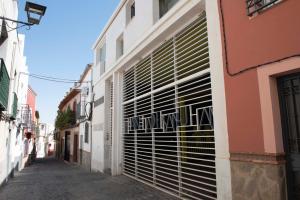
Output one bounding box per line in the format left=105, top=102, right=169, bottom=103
left=25, top=1, right=47, bottom=25
left=0, top=1, right=47, bottom=29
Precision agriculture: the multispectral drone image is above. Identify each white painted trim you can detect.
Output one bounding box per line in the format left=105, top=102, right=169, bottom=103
left=206, top=0, right=232, bottom=199
left=111, top=71, right=124, bottom=175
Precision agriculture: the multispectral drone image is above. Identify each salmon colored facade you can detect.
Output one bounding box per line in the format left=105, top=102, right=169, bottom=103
left=27, top=86, right=37, bottom=123
left=219, top=0, right=300, bottom=199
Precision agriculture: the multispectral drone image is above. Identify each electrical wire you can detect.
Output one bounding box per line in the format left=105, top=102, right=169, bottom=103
left=28, top=74, right=78, bottom=83
left=219, top=0, right=300, bottom=77
left=22, top=72, right=80, bottom=82
left=20, top=72, right=90, bottom=84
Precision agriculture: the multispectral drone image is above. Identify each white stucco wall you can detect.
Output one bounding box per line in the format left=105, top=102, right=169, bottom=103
left=91, top=80, right=105, bottom=172
left=93, top=0, right=159, bottom=85
left=0, top=0, right=29, bottom=184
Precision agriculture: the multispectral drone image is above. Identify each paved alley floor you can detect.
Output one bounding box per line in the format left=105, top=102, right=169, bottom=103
left=0, top=158, right=177, bottom=200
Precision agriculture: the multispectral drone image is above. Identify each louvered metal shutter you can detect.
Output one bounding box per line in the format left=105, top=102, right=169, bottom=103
left=123, top=14, right=216, bottom=200
left=0, top=59, right=10, bottom=111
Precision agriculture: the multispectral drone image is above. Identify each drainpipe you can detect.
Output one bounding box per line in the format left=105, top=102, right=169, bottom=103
left=90, top=66, right=94, bottom=172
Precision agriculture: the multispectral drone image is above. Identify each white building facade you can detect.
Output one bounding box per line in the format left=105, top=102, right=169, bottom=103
left=36, top=123, right=55, bottom=158
left=0, top=0, right=30, bottom=186
left=78, top=64, right=93, bottom=170
left=92, top=0, right=231, bottom=199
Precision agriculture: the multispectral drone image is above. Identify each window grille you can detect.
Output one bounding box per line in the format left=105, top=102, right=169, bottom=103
left=122, top=14, right=216, bottom=199
left=11, top=92, right=18, bottom=120
left=246, top=0, right=281, bottom=16
left=84, top=122, right=89, bottom=143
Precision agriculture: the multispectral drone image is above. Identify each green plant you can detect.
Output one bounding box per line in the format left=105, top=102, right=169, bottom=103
left=55, top=107, right=76, bottom=130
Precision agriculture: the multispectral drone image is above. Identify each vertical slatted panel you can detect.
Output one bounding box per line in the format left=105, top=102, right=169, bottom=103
left=123, top=101, right=135, bottom=175
left=136, top=95, right=153, bottom=184
left=136, top=56, right=151, bottom=96
left=122, top=14, right=216, bottom=200
left=153, top=87, right=179, bottom=194
left=123, top=67, right=135, bottom=102
left=152, top=40, right=175, bottom=90
left=175, top=15, right=209, bottom=80
left=177, top=74, right=216, bottom=199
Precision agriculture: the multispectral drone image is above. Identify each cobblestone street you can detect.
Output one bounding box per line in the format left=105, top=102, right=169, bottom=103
left=0, top=158, right=176, bottom=200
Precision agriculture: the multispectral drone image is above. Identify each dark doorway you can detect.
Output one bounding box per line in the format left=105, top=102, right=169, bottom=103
left=64, top=132, right=70, bottom=161
left=73, top=134, right=78, bottom=162
left=278, top=73, right=300, bottom=199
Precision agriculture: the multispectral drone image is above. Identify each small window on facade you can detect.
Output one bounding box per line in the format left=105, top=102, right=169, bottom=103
left=99, top=43, right=106, bottom=76
left=159, top=0, right=179, bottom=18
left=116, top=34, right=124, bottom=60
left=84, top=122, right=89, bottom=143
left=0, top=20, right=8, bottom=46
left=131, top=2, right=135, bottom=19
left=246, top=0, right=281, bottom=16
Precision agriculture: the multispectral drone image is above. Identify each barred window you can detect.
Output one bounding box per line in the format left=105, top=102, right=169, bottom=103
left=84, top=122, right=89, bottom=143
left=246, top=0, right=281, bottom=16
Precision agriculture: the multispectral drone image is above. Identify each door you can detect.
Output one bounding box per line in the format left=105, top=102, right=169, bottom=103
left=64, top=132, right=70, bottom=161
left=73, top=134, right=78, bottom=162
left=278, top=73, right=300, bottom=199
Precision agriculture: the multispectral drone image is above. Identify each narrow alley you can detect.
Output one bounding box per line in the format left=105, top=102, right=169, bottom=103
left=0, top=158, right=176, bottom=200
left=1, top=0, right=299, bottom=199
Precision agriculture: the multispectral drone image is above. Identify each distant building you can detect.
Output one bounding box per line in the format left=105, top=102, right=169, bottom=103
left=24, top=86, right=37, bottom=139
left=36, top=123, right=55, bottom=158
left=55, top=64, right=93, bottom=170
left=56, top=88, right=81, bottom=163
left=77, top=64, right=93, bottom=170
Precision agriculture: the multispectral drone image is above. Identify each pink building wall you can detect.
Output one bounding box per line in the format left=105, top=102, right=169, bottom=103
left=26, top=86, right=37, bottom=134
left=219, top=0, right=300, bottom=154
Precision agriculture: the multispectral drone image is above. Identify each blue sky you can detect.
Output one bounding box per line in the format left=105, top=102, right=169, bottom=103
left=18, top=0, right=120, bottom=124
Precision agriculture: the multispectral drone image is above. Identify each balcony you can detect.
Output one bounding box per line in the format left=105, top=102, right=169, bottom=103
left=0, top=58, right=10, bottom=111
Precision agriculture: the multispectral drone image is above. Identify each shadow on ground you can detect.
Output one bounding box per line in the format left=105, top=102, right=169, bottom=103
left=0, top=158, right=177, bottom=200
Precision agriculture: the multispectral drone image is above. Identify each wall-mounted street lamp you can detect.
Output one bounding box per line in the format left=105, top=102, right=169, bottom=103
left=0, top=1, right=47, bottom=29
left=25, top=1, right=47, bottom=25
left=0, top=1, right=46, bottom=45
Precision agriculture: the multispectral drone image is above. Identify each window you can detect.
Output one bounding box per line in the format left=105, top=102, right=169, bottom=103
left=99, top=44, right=106, bottom=75
left=0, top=20, right=8, bottom=46
left=96, top=43, right=106, bottom=76
left=84, top=122, right=89, bottom=143
left=116, top=34, right=124, bottom=60
left=159, top=0, right=179, bottom=18
left=126, top=0, right=135, bottom=25
left=130, top=2, right=135, bottom=19
left=246, top=0, right=281, bottom=16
